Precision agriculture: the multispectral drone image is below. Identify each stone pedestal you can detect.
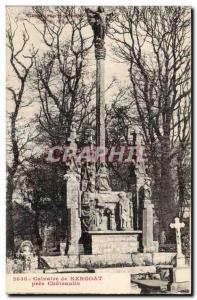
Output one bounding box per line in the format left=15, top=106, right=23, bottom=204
left=87, top=230, right=142, bottom=255
left=176, top=253, right=186, bottom=267
left=65, top=173, right=81, bottom=256
left=170, top=266, right=191, bottom=293
left=142, top=200, right=155, bottom=252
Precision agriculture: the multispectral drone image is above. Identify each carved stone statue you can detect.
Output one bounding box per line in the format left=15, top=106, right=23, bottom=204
left=86, top=6, right=113, bottom=47
left=144, top=176, right=152, bottom=201
left=64, top=125, right=81, bottom=180
left=95, top=162, right=111, bottom=192
left=118, top=192, right=131, bottom=230
left=129, top=198, right=134, bottom=229
left=81, top=182, right=97, bottom=231
left=87, top=162, right=96, bottom=183
left=81, top=162, right=95, bottom=191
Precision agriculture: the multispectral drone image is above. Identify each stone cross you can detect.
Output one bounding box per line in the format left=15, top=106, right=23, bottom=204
left=170, top=217, right=185, bottom=267
left=170, top=217, right=185, bottom=255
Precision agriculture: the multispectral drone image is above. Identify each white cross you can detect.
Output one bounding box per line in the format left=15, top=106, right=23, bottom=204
left=170, top=217, right=185, bottom=255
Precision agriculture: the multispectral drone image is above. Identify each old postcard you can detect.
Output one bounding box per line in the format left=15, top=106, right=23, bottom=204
left=6, top=6, right=192, bottom=295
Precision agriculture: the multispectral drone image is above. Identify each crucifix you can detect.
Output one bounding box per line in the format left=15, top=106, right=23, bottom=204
left=170, top=217, right=185, bottom=267
left=86, top=6, right=113, bottom=48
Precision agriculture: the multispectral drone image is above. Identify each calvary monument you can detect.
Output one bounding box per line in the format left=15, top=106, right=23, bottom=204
left=54, top=7, right=157, bottom=264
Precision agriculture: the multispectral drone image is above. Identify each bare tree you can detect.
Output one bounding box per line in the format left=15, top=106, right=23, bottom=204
left=6, top=17, right=37, bottom=255
left=109, top=7, right=191, bottom=233
left=26, top=6, right=96, bottom=146
left=172, top=96, right=191, bottom=219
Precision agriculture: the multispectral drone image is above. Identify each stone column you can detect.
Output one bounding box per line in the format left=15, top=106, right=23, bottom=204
left=142, top=200, right=155, bottom=252
left=95, top=47, right=106, bottom=160
left=64, top=172, right=81, bottom=255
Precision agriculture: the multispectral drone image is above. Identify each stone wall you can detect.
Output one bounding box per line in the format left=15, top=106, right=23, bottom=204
left=90, top=233, right=139, bottom=255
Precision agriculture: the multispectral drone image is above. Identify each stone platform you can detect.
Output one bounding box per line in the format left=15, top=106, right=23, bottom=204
left=40, top=252, right=177, bottom=269
left=87, top=230, right=142, bottom=255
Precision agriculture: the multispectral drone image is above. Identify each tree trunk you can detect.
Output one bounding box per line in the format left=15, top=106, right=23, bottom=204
left=6, top=176, right=15, bottom=256
left=159, top=135, right=176, bottom=236
left=33, top=211, right=43, bottom=250
left=177, top=151, right=186, bottom=219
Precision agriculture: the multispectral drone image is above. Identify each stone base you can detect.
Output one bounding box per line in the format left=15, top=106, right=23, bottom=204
left=176, top=253, right=186, bottom=267
left=80, top=253, right=133, bottom=268
left=170, top=266, right=191, bottom=293
left=132, top=253, right=152, bottom=266
left=173, top=266, right=191, bottom=283
left=67, top=245, right=79, bottom=255
left=88, top=230, right=142, bottom=255
left=143, top=241, right=159, bottom=253
left=39, top=252, right=178, bottom=270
